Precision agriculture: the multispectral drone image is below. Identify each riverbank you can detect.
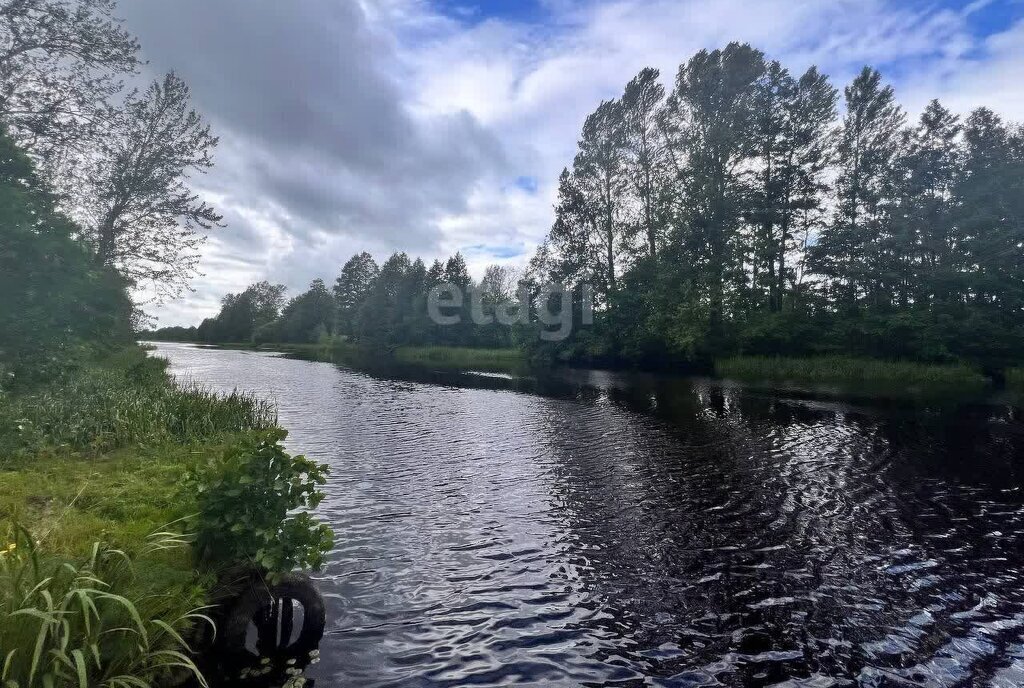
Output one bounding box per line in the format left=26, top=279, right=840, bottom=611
left=0, top=345, right=329, bottom=686
left=715, top=355, right=992, bottom=389
left=156, top=339, right=1022, bottom=394
left=190, top=340, right=529, bottom=373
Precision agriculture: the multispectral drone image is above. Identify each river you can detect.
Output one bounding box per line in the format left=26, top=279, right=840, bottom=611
left=152, top=342, right=1024, bottom=687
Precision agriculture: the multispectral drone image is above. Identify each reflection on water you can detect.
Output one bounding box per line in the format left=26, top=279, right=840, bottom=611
left=152, top=343, right=1024, bottom=687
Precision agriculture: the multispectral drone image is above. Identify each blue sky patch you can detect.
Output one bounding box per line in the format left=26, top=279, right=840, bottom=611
left=464, top=243, right=527, bottom=259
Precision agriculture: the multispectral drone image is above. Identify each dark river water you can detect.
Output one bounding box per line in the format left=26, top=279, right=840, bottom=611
left=151, top=342, right=1024, bottom=687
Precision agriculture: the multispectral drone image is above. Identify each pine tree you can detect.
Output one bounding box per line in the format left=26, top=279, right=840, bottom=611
left=334, top=252, right=379, bottom=337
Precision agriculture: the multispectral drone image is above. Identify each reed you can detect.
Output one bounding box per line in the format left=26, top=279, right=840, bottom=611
left=1, top=365, right=275, bottom=456
left=393, top=346, right=524, bottom=370
left=715, top=355, right=987, bottom=387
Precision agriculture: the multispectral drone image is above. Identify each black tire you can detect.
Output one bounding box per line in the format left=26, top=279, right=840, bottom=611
left=220, top=571, right=326, bottom=656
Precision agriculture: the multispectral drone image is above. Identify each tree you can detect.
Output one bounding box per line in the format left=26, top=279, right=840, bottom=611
left=748, top=63, right=837, bottom=312
left=357, top=252, right=412, bottom=345
left=334, top=252, right=378, bottom=337
left=620, top=67, right=667, bottom=259
left=661, top=43, right=766, bottom=348
left=0, top=126, right=133, bottom=385
left=201, top=281, right=286, bottom=343
left=261, top=279, right=335, bottom=344
left=951, top=108, right=1024, bottom=363
left=812, top=67, right=905, bottom=314
left=480, top=264, right=519, bottom=304
left=897, top=100, right=961, bottom=308
left=85, top=72, right=221, bottom=298
left=0, top=0, right=139, bottom=166
left=574, top=99, right=627, bottom=298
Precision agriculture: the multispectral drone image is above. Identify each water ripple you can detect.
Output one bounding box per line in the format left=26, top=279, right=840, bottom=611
left=153, top=343, right=1024, bottom=687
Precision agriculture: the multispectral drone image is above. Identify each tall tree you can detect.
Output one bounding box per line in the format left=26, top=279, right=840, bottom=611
left=897, top=99, right=961, bottom=307
left=620, top=68, right=667, bottom=259
left=548, top=100, right=629, bottom=312
left=956, top=109, right=1024, bottom=329
left=661, top=43, right=766, bottom=346
left=812, top=67, right=905, bottom=312
left=85, top=72, right=221, bottom=298
left=0, top=0, right=139, bottom=166
left=443, top=252, right=471, bottom=289
left=749, top=63, right=837, bottom=311
left=334, top=252, right=379, bottom=337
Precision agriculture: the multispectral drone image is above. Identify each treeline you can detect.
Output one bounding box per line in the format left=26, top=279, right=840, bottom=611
left=154, top=42, right=1024, bottom=370
left=529, top=43, right=1024, bottom=367
left=148, top=253, right=525, bottom=348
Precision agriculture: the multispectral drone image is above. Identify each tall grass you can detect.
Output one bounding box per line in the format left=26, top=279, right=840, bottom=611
left=0, top=525, right=211, bottom=688
left=716, top=355, right=987, bottom=387
left=393, top=346, right=524, bottom=371
left=0, top=361, right=276, bottom=455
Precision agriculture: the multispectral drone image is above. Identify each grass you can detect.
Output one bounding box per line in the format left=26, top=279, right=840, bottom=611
left=1007, top=367, right=1024, bottom=391
left=0, top=526, right=210, bottom=688
left=0, top=345, right=294, bottom=686
left=237, top=339, right=527, bottom=373
left=715, top=355, right=988, bottom=388
left=393, top=345, right=524, bottom=371
left=0, top=439, right=232, bottom=564
left=0, top=353, right=275, bottom=457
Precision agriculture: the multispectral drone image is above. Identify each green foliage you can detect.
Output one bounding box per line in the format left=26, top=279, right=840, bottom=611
left=0, top=526, right=211, bottom=688
left=191, top=429, right=333, bottom=576
left=529, top=43, right=1024, bottom=372
left=394, top=346, right=524, bottom=372
left=0, top=350, right=276, bottom=456
left=716, top=355, right=986, bottom=387
left=0, top=129, right=136, bottom=390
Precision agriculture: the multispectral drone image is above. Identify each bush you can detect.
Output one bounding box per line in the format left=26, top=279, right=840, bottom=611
left=191, top=429, right=333, bottom=577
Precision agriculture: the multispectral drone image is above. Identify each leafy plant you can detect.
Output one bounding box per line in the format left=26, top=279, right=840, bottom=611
left=191, top=430, right=333, bottom=577
left=0, top=525, right=212, bottom=688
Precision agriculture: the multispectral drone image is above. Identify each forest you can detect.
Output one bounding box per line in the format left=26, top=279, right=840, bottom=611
left=154, top=43, right=1024, bottom=372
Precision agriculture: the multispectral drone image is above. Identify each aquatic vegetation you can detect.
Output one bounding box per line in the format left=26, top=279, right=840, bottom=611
left=393, top=346, right=524, bottom=371
left=715, top=355, right=988, bottom=387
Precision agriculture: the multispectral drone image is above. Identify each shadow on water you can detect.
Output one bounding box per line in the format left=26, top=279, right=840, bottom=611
left=153, top=343, right=1024, bottom=687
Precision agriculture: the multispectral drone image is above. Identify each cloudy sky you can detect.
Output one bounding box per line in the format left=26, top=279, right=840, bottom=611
left=120, top=0, right=1024, bottom=326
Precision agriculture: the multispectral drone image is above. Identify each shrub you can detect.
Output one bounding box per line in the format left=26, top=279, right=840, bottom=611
left=191, top=429, right=333, bottom=577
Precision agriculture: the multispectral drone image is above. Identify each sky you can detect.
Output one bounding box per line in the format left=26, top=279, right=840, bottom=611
left=119, top=0, right=1024, bottom=326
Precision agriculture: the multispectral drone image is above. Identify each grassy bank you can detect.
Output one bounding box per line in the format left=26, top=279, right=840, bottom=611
left=715, top=355, right=988, bottom=388
left=0, top=346, right=329, bottom=686
left=202, top=340, right=528, bottom=373
left=392, top=345, right=524, bottom=371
